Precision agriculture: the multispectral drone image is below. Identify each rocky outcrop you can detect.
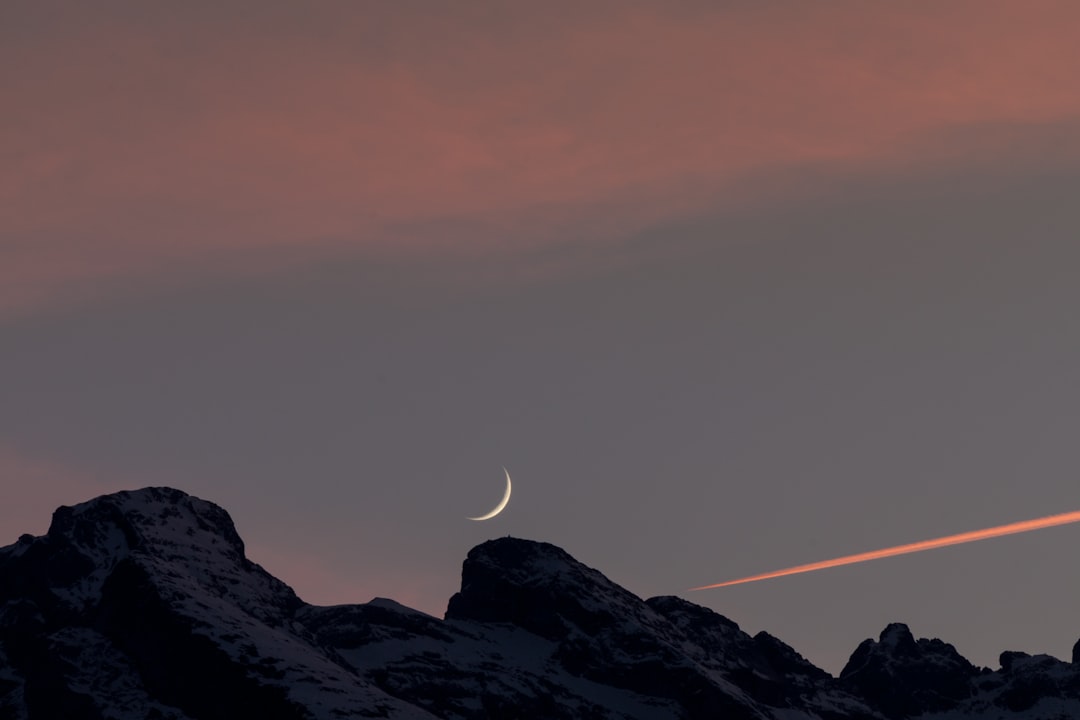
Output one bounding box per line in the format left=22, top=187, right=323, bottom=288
left=3, top=488, right=1080, bottom=719
left=0, top=488, right=432, bottom=720
left=839, top=623, right=980, bottom=718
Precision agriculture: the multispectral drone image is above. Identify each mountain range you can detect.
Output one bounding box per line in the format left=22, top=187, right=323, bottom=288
left=2, top=487, right=1079, bottom=719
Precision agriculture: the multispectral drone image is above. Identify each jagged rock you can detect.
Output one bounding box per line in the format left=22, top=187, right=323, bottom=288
left=840, top=623, right=980, bottom=719
left=643, top=596, right=859, bottom=716
left=0, top=488, right=433, bottom=720
left=3, top=488, right=1080, bottom=719
left=445, top=539, right=773, bottom=719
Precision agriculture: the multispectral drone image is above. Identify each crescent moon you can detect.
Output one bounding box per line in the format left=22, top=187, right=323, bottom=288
left=467, top=468, right=512, bottom=521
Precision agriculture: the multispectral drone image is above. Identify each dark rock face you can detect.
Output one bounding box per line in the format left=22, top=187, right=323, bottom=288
left=443, top=540, right=877, bottom=719
left=839, top=623, right=980, bottom=719
left=446, top=538, right=627, bottom=642
left=3, top=487, right=1080, bottom=719
left=643, top=596, right=840, bottom=714
left=446, top=539, right=774, bottom=720
left=0, top=488, right=429, bottom=720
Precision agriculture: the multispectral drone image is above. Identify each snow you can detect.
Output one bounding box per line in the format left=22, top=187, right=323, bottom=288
left=46, top=627, right=193, bottom=720
left=0, top=643, right=27, bottom=720
left=7, top=489, right=1080, bottom=720
left=1, top=488, right=438, bottom=719
left=338, top=618, right=680, bottom=720
left=49, top=521, right=130, bottom=610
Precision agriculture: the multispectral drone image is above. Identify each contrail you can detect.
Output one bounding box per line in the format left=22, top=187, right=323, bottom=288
left=690, top=509, right=1080, bottom=591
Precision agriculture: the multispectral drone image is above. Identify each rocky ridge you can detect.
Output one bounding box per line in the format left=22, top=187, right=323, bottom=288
left=2, top=487, right=1079, bottom=719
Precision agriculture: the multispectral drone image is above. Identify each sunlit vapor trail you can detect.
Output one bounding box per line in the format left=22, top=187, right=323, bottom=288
left=690, top=509, right=1080, bottom=591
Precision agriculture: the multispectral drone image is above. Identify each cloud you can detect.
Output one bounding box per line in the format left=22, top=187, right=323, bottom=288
left=3, top=1, right=1080, bottom=317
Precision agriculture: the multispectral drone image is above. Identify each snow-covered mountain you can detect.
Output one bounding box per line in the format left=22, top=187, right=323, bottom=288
left=1, top=488, right=1078, bottom=719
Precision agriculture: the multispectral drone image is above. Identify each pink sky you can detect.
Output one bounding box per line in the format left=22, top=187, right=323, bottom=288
left=0, top=440, right=447, bottom=613
left=5, top=3, right=1080, bottom=671
left=4, top=2, right=1080, bottom=318
left=0, top=444, right=127, bottom=536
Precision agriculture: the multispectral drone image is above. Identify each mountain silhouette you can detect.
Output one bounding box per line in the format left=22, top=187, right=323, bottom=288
left=2, top=487, right=1079, bottom=719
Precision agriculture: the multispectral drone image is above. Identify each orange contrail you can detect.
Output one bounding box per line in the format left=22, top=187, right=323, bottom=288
left=690, top=509, right=1080, bottom=591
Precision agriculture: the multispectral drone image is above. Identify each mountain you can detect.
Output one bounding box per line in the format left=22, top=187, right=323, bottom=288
left=0, top=488, right=1078, bottom=719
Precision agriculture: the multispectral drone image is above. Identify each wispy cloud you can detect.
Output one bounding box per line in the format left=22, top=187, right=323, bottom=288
left=4, top=2, right=1079, bottom=317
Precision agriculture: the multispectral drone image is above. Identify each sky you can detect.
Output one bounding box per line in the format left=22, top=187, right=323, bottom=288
left=3, top=1, right=1080, bottom=674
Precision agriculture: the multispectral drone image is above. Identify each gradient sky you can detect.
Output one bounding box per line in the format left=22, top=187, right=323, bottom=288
left=4, top=1, right=1080, bottom=674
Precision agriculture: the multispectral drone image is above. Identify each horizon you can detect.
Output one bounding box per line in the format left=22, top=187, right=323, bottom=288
left=6, top=482, right=1080, bottom=675
left=4, top=1, right=1080, bottom=676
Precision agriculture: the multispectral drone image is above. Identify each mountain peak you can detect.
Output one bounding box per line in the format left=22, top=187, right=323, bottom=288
left=6, top=489, right=1080, bottom=719
left=445, top=536, right=646, bottom=641
left=840, top=623, right=979, bottom=719
left=47, top=486, right=245, bottom=558
left=878, top=622, right=917, bottom=655
left=1, top=487, right=430, bottom=719
left=18, top=486, right=298, bottom=620
left=451, top=536, right=587, bottom=580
